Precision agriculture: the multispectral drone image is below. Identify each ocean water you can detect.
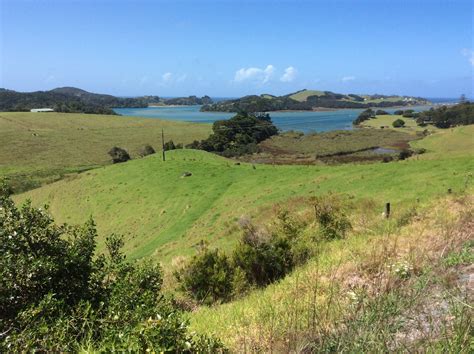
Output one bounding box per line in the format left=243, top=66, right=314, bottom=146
left=114, top=104, right=436, bottom=133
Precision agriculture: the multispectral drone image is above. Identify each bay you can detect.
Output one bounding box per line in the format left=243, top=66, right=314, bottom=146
left=114, top=104, right=436, bottom=133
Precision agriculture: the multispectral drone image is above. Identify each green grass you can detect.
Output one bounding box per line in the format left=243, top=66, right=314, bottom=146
left=15, top=125, right=473, bottom=264
left=289, top=89, right=325, bottom=102
left=362, top=114, right=436, bottom=133
left=0, top=112, right=211, bottom=191
left=411, top=125, right=474, bottom=159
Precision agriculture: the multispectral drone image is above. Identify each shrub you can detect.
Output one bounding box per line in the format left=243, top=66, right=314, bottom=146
left=392, top=118, right=405, bottom=128
left=313, top=196, right=351, bottom=240
left=233, top=233, right=294, bottom=287
left=139, top=144, right=155, bottom=157
left=394, top=110, right=404, bottom=115
left=353, top=109, right=375, bottom=125
left=0, top=182, right=224, bottom=352
left=163, top=140, right=176, bottom=151
left=108, top=146, right=130, bottom=163
left=382, top=156, right=393, bottom=163
left=414, top=148, right=426, bottom=155
left=398, top=149, right=414, bottom=160
left=375, top=109, right=388, bottom=115
left=175, top=248, right=234, bottom=304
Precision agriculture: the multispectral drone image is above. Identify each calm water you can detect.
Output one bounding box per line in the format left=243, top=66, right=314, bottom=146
left=114, top=105, right=436, bottom=133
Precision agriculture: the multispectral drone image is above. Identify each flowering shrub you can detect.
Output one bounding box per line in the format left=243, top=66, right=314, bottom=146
left=389, top=260, right=413, bottom=279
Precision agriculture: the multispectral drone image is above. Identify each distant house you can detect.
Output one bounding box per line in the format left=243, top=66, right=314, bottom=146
left=30, top=108, right=54, bottom=112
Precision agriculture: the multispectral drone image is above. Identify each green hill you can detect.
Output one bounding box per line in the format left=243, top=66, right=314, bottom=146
left=0, top=112, right=211, bottom=191
left=15, top=126, right=474, bottom=263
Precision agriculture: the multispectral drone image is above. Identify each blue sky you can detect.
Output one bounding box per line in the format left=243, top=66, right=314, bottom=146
left=1, top=0, right=472, bottom=98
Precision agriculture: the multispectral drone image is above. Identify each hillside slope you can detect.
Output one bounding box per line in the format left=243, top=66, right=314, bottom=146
left=0, top=112, right=211, bottom=191
left=15, top=127, right=473, bottom=263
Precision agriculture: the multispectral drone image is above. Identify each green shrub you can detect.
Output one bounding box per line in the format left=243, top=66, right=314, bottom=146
left=0, top=182, right=224, bottom=352
left=313, top=196, right=351, bottom=240
left=233, top=217, right=295, bottom=287
left=175, top=247, right=234, bottom=304
left=398, top=149, right=414, bottom=160
left=163, top=140, right=177, bottom=151
left=139, top=144, right=156, bottom=157
left=392, top=119, right=405, bottom=128
left=108, top=146, right=130, bottom=163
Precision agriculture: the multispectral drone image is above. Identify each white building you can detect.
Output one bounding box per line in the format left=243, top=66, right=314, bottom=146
left=30, top=108, right=54, bottom=112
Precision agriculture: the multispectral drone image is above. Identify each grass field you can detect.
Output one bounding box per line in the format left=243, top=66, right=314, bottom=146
left=289, top=90, right=325, bottom=101
left=411, top=125, right=474, bottom=159
left=362, top=114, right=437, bottom=134
left=0, top=112, right=211, bottom=191
left=15, top=125, right=473, bottom=264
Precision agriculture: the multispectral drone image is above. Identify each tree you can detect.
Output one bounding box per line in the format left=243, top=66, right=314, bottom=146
left=353, top=109, right=375, bottom=125
left=108, top=146, right=130, bottom=163
left=392, top=118, right=406, bottom=128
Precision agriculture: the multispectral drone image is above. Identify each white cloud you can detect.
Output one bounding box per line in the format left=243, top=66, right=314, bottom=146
left=341, top=76, right=356, bottom=82
left=461, top=48, right=474, bottom=66
left=234, top=65, right=275, bottom=84
left=162, top=72, right=173, bottom=82
left=280, top=66, right=297, bottom=82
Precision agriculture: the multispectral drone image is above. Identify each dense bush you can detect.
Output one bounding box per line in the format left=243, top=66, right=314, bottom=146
left=233, top=219, right=294, bottom=287
left=139, top=144, right=155, bottom=157
left=353, top=109, right=375, bottom=125
left=186, top=112, right=278, bottom=156
left=0, top=182, right=224, bottom=352
left=176, top=197, right=349, bottom=304
left=398, top=149, right=414, bottom=160
left=416, top=102, right=473, bottom=128
left=163, top=140, right=176, bottom=151
left=313, top=196, right=351, bottom=240
left=175, top=247, right=234, bottom=304
left=108, top=146, right=131, bottom=163
left=392, top=118, right=405, bottom=128
left=375, top=109, right=388, bottom=115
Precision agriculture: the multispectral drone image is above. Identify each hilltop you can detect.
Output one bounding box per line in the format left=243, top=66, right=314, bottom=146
left=201, top=88, right=430, bottom=112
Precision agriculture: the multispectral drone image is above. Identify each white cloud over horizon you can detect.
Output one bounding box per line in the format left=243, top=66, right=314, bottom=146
left=280, top=66, right=297, bottom=82
left=234, top=65, right=275, bottom=84
left=461, top=48, right=474, bottom=66
left=341, top=76, right=356, bottom=82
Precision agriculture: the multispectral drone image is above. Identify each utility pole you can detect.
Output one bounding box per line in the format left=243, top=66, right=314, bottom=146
left=161, top=128, right=166, bottom=161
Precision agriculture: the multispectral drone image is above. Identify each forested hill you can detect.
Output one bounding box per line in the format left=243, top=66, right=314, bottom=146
left=201, top=89, right=430, bottom=112
left=0, top=87, right=214, bottom=115
left=0, top=87, right=161, bottom=115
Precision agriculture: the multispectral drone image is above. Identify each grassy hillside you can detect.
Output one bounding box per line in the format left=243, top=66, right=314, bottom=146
left=15, top=126, right=473, bottom=264
left=411, top=125, right=474, bottom=159
left=0, top=112, right=211, bottom=191
left=289, top=89, right=325, bottom=102
left=362, top=114, right=436, bottom=133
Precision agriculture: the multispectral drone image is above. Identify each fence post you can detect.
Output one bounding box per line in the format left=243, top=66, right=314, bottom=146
left=384, top=202, right=391, bottom=219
